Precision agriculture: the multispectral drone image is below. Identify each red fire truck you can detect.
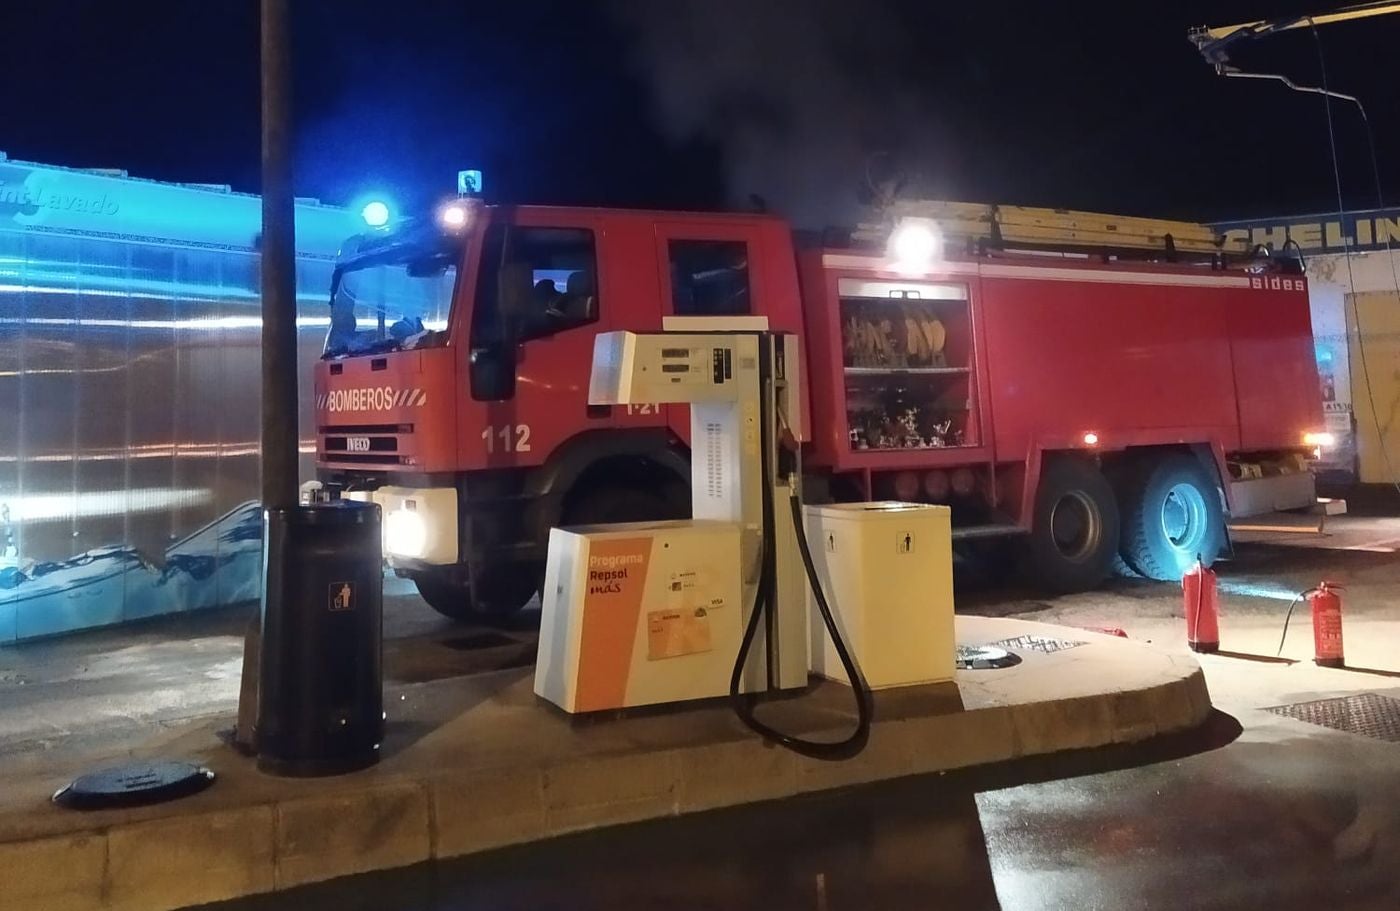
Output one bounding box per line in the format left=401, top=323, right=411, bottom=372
left=313, top=198, right=1326, bottom=620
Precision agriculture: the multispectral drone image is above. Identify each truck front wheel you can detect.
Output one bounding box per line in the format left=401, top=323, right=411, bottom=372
left=1119, top=454, right=1224, bottom=581
left=562, top=483, right=687, bottom=527
left=411, top=567, right=539, bottom=623
left=1025, top=458, right=1120, bottom=593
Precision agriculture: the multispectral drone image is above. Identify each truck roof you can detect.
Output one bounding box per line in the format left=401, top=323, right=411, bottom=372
left=352, top=200, right=1293, bottom=276
left=489, top=203, right=790, bottom=226
left=493, top=201, right=1280, bottom=271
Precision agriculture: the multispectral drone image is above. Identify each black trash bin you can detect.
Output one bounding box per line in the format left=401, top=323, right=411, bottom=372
left=258, top=499, right=383, bottom=776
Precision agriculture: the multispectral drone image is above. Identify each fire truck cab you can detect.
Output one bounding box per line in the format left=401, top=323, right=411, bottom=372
left=315, top=198, right=1327, bottom=621
left=315, top=201, right=802, bottom=619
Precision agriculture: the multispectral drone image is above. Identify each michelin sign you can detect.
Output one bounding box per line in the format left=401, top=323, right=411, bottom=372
left=1215, top=207, right=1400, bottom=253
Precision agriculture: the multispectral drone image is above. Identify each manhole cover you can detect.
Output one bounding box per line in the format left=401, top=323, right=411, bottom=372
left=956, top=645, right=1023, bottom=670
left=1263, top=693, right=1400, bottom=743
left=53, top=760, right=215, bottom=810
left=992, top=634, right=1087, bottom=654
left=439, top=632, right=520, bottom=651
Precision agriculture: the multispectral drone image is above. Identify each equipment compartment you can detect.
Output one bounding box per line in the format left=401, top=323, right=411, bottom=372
left=838, top=289, right=978, bottom=452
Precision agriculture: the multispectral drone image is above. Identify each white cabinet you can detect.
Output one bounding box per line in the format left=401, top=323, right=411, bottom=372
left=804, top=502, right=955, bottom=689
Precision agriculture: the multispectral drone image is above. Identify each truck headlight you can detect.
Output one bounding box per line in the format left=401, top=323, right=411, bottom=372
left=1303, top=431, right=1336, bottom=449
left=371, top=486, right=457, bottom=565
left=384, top=508, right=428, bottom=558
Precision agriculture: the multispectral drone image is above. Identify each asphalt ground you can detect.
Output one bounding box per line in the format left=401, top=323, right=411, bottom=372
left=192, top=515, right=1400, bottom=910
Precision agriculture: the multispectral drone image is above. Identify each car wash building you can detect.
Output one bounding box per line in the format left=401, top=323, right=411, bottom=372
left=0, top=154, right=361, bottom=643
left=1217, top=208, right=1400, bottom=486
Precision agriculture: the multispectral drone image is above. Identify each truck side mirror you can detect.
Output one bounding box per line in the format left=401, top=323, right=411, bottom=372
left=468, top=261, right=532, bottom=402
left=469, top=344, right=516, bottom=401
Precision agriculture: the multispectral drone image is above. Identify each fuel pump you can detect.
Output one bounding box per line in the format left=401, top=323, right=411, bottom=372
left=535, top=320, right=872, bottom=759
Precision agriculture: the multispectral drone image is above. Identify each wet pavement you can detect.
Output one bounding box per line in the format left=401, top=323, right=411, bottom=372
left=191, top=704, right=1400, bottom=911
left=186, top=514, right=1400, bottom=911
left=0, top=575, right=538, bottom=760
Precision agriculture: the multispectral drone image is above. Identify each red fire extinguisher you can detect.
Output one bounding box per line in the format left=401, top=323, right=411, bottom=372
left=1309, top=582, right=1345, bottom=668
left=1181, top=559, right=1219, bottom=654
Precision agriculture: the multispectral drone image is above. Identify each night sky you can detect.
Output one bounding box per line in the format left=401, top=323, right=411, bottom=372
left=7, top=1, right=1398, bottom=229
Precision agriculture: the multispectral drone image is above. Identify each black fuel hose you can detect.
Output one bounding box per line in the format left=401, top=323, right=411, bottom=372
left=728, top=471, right=874, bottom=759
left=727, top=491, right=873, bottom=760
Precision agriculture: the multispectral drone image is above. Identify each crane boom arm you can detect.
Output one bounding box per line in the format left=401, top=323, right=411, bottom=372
left=1191, top=1, right=1400, bottom=68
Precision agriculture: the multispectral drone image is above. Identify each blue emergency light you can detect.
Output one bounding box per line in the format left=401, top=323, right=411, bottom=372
left=360, top=200, right=391, bottom=228
left=457, top=170, right=483, bottom=196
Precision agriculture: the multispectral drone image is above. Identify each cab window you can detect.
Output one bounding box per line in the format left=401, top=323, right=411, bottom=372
left=668, top=239, right=751, bottom=316
left=473, top=225, right=599, bottom=343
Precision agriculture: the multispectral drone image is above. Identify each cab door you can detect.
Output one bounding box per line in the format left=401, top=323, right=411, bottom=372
left=461, top=212, right=613, bottom=469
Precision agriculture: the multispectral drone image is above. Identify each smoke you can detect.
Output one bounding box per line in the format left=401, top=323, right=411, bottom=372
left=608, top=0, right=949, bottom=228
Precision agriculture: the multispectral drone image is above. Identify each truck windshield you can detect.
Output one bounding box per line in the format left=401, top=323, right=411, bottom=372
left=323, top=246, right=458, bottom=357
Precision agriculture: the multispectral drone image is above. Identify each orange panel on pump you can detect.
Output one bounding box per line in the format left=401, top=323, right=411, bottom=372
left=574, top=537, right=653, bottom=711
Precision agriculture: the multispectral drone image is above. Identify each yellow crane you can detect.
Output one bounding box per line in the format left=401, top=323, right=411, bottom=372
left=858, top=200, right=1244, bottom=257
left=1190, top=2, right=1400, bottom=100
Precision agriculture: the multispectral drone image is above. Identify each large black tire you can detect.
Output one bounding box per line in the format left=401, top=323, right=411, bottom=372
left=412, top=567, right=539, bottom=623
left=562, top=483, right=687, bottom=527
left=1024, top=458, right=1120, bottom=594
left=1120, top=454, right=1225, bottom=581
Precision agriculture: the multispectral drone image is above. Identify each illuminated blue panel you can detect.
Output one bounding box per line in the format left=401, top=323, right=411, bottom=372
left=0, top=156, right=361, bottom=643
left=0, top=158, right=358, bottom=256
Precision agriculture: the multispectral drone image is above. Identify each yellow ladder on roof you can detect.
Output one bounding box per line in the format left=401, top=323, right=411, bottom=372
left=859, top=199, right=1248, bottom=256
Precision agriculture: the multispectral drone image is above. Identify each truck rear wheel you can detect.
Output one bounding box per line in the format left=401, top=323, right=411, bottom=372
left=412, top=567, right=538, bottom=623
left=1120, top=454, right=1224, bottom=581
left=1024, top=458, right=1120, bottom=593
